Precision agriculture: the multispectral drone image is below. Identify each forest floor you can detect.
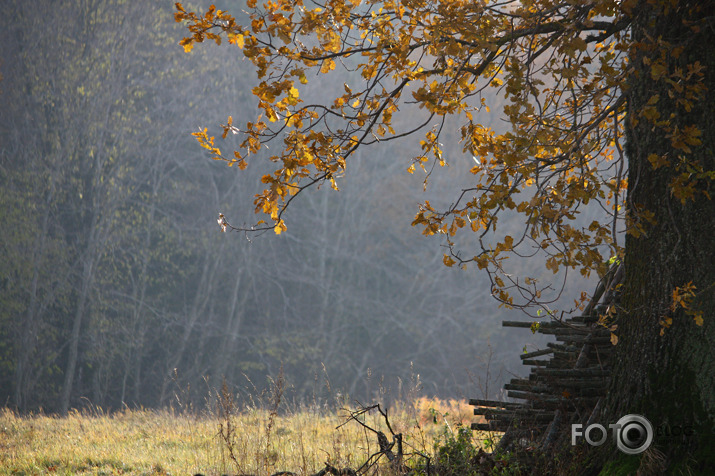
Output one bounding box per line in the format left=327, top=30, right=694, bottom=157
left=0, top=398, right=488, bottom=475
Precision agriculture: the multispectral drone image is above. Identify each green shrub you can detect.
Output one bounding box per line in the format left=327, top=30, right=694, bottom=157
left=434, top=425, right=480, bottom=475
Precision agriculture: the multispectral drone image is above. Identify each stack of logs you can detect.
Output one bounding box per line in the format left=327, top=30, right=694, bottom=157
left=470, top=263, right=623, bottom=452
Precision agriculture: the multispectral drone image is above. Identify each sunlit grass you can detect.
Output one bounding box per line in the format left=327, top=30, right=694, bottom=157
left=0, top=398, right=490, bottom=475
left=1, top=408, right=213, bottom=475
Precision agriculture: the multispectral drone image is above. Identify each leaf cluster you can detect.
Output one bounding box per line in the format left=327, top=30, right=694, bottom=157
left=175, top=0, right=710, bottom=314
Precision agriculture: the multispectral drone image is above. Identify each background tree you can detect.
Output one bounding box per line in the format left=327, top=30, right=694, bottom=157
left=176, top=0, right=714, bottom=471
left=0, top=0, right=254, bottom=412
left=2, top=0, right=533, bottom=413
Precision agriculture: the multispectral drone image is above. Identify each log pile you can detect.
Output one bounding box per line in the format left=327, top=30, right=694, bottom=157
left=470, top=263, right=623, bottom=452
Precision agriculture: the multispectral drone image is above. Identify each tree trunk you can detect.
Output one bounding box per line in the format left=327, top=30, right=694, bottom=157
left=159, top=246, right=215, bottom=405
left=14, top=178, right=54, bottom=412
left=59, top=247, right=96, bottom=416
left=603, top=1, right=715, bottom=472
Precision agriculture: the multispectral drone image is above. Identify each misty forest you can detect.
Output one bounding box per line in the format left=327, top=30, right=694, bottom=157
left=2, top=0, right=714, bottom=474
left=0, top=0, right=559, bottom=415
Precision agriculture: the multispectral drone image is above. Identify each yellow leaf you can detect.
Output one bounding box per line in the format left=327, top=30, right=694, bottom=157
left=229, top=33, right=245, bottom=48
left=504, top=235, right=514, bottom=249
left=694, top=314, right=704, bottom=326
left=274, top=219, right=287, bottom=235
left=320, top=59, right=336, bottom=74
left=286, top=113, right=302, bottom=128
left=650, top=62, right=667, bottom=80
left=546, top=256, right=559, bottom=273
left=647, top=153, right=668, bottom=169
left=610, top=333, right=618, bottom=345
left=476, top=255, right=488, bottom=269
left=443, top=254, right=455, bottom=267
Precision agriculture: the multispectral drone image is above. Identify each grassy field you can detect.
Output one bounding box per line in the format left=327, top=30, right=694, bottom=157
left=0, top=397, right=489, bottom=476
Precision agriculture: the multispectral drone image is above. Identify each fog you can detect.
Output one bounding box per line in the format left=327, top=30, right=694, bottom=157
left=0, top=0, right=595, bottom=414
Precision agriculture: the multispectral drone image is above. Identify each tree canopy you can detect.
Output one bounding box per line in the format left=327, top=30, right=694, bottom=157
left=176, top=0, right=709, bottom=320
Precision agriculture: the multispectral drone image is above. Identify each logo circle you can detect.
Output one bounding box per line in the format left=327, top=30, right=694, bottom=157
left=615, top=414, right=653, bottom=454
left=584, top=424, right=607, bottom=445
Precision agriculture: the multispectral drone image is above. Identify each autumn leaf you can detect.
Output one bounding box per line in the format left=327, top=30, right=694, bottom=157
left=175, top=0, right=707, bottom=314
left=274, top=219, right=287, bottom=235
left=443, top=254, right=456, bottom=267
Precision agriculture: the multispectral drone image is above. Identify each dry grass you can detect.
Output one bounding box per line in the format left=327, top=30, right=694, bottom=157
left=0, top=398, right=491, bottom=476
left=1, top=407, right=212, bottom=475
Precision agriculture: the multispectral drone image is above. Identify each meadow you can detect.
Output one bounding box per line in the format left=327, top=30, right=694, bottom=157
left=0, top=397, right=490, bottom=476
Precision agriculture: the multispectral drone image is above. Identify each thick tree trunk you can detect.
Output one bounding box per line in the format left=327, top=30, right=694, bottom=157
left=602, top=1, right=715, bottom=472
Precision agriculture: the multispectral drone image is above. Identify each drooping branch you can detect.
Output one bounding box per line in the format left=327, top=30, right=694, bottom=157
left=177, top=0, right=634, bottom=313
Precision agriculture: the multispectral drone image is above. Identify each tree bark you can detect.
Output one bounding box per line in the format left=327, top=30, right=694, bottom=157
left=603, top=0, right=715, bottom=471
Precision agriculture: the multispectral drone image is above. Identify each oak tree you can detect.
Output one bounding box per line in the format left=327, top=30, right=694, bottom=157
left=176, top=0, right=714, bottom=470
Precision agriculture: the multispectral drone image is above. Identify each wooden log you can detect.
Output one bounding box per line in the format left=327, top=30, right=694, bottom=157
left=477, top=280, right=617, bottom=441
left=468, top=399, right=521, bottom=409
left=522, top=359, right=550, bottom=366
left=533, top=368, right=609, bottom=378
left=583, top=265, right=617, bottom=316
left=520, top=348, right=554, bottom=360
left=504, top=382, right=550, bottom=393
left=538, top=327, right=592, bottom=336
left=540, top=409, right=562, bottom=451
left=472, top=422, right=507, bottom=432
left=502, top=320, right=587, bottom=329
left=528, top=398, right=601, bottom=412
left=502, top=320, right=550, bottom=328
left=552, top=378, right=608, bottom=388
left=602, top=264, right=624, bottom=305
left=549, top=328, right=611, bottom=338
left=555, top=334, right=612, bottom=345
left=586, top=398, right=603, bottom=427
left=475, top=408, right=555, bottom=419
left=575, top=344, right=591, bottom=368
left=507, top=390, right=553, bottom=400
left=547, top=342, right=580, bottom=352
left=545, top=360, right=576, bottom=369
left=473, top=408, right=516, bottom=416
left=553, top=351, right=578, bottom=361
left=489, top=412, right=557, bottom=422
left=506, top=387, right=603, bottom=403
left=582, top=314, right=600, bottom=323
left=504, top=377, right=608, bottom=399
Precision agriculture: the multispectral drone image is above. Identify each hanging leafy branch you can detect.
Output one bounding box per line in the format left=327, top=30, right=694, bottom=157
left=174, top=0, right=709, bottom=315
